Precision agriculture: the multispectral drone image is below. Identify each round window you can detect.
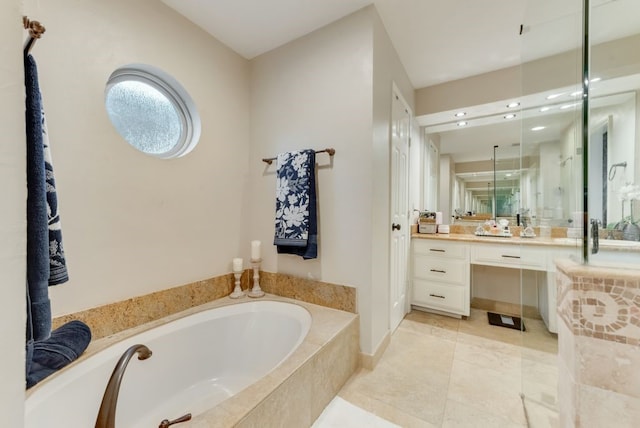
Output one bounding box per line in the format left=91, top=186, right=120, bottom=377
left=105, top=64, right=201, bottom=158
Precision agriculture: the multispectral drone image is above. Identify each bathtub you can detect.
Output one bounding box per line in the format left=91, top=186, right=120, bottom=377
left=25, top=300, right=312, bottom=427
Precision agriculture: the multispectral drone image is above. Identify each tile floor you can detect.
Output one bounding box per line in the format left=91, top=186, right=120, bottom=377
left=324, top=308, right=559, bottom=428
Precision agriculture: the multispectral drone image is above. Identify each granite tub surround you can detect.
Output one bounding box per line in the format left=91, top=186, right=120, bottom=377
left=556, top=259, right=640, bottom=426
left=52, top=273, right=236, bottom=340
left=259, top=271, right=357, bottom=314
left=52, top=271, right=357, bottom=340
left=35, top=295, right=360, bottom=427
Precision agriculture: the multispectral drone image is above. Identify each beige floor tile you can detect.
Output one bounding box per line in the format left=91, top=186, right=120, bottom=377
left=339, top=388, right=439, bottom=428
left=380, top=329, right=456, bottom=376
left=453, top=340, right=522, bottom=380
left=404, top=309, right=461, bottom=330
left=344, top=360, right=449, bottom=425
left=456, top=331, right=523, bottom=359
left=521, top=358, right=559, bottom=407
left=523, top=397, right=560, bottom=428
left=447, top=359, right=526, bottom=425
left=398, top=318, right=460, bottom=342
left=333, top=308, right=558, bottom=428
left=442, top=398, right=527, bottom=428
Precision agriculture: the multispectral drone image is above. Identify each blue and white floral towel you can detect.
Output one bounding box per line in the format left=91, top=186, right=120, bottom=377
left=274, top=149, right=318, bottom=259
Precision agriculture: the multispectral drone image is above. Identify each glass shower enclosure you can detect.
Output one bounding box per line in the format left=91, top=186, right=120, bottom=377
left=519, top=0, right=640, bottom=424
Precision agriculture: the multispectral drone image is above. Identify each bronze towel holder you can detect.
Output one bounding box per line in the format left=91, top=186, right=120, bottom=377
left=262, top=148, right=335, bottom=165
left=23, top=16, right=46, bottom=54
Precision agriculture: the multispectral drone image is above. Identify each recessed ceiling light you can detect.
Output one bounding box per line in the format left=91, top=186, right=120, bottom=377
left=546, top=93, right=564, bottom=100
left=455, top=111, right=466, bottom=117
left=531, top=126, right=546, bottom=131
left=507, top=102, right=520, bottom=108
left=539, top=106, right=551, bottom=112
left=457, top=121, right=468, bottom=127
left=504, top=114, right=516, bottom=119
left=505, top=173, right=512, bottom=177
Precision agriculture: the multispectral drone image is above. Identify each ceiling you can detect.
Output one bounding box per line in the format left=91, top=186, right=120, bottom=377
left=161, top=0, right=640, bottom=89
left=161, top=0, right=640, bottom=162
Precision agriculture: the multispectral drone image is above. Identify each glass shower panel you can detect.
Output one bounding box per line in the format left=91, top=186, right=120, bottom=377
left=587, top=0, right=640, bottom=264
left=519, top=0, right=584, bottom=425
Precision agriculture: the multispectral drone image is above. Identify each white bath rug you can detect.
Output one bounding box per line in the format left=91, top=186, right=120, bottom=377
left=312, top=396, right=401, bottom=428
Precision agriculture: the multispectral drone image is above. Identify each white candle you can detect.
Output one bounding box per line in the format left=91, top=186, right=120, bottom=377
left=232, top=258, right=243, bottom=272
left=251, top=240, right=261, bottom=260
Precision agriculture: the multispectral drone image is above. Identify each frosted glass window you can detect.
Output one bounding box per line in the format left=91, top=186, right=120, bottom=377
left=105, top=65, right=200, bottom=158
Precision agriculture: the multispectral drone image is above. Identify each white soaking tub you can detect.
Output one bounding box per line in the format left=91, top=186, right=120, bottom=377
left=25, top=300, right=311, bottom=427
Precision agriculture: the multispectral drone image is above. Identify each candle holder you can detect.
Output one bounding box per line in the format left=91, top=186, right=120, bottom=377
left=229, top=270, right=245, bottom=299
left=247, top=258, right=265, bottom=298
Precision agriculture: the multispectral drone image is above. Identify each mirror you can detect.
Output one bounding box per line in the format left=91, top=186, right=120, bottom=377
left=420, top=68, right=640, bottom=228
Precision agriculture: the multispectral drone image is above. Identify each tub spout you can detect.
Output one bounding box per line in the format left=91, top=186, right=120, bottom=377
left=95, top=344, right=152, bottom=428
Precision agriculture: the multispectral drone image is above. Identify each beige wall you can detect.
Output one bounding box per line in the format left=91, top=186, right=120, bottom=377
left=22, top=0, right=251, bottom=316
left=6, top=1, right=415, bottom=398
left=416, top=33, right=640, bottom=119
left=1, top=0, right=28, bottom=423
left=248, top=7, right=414, bottom=355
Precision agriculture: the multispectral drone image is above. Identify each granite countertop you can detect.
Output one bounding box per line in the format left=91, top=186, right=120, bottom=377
left=412, top=232, right=569, bottom=247
left=411, top=232, right=640, bottom=252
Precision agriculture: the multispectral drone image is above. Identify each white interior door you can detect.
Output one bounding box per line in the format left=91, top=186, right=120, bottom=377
left=390, top=87, right=411, bottom=332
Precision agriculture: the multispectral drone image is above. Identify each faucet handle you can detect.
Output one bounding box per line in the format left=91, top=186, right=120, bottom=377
left=159, top=413, right=192, bottom=428
left=591, top=218, right=601, bottom=254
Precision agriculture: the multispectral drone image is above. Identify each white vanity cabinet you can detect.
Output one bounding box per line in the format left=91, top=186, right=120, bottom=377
left=411, top=239, right=470, bottom=317
left=411, top=236, right=569, bottom=332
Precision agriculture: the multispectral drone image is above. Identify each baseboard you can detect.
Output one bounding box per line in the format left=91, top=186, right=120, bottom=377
left=360, top=330, right=391, bottom=370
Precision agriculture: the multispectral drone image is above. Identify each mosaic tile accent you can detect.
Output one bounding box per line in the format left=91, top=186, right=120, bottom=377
left=52, top=271, right=357, bottom=340
left=556, top=261, right=640, bottom=345
left=556, top=258, right=640, bottom=424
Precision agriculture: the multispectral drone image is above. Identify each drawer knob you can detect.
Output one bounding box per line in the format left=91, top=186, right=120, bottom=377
left=430, top=269, right=446, bottom=273
left=429, top=293, right=446, bottom=299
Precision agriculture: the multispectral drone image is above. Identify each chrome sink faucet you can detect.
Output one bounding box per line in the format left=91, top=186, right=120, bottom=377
left=95, top=344, right=152, bottom=428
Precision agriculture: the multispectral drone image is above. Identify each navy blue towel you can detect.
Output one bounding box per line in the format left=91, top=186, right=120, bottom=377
left=25, top=53, right=52, bottom=342
left=25, top=54, right=69, bottom=345
left=26, top=320, right=92, bottom=389
left=274, top=150, right=318, bottom=259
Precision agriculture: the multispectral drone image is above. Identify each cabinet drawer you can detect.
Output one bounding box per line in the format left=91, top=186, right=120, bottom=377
left=470, top=244, right=546, bottom=271
left=412, top=279, right=468, bottom=315
left=413, top=254, right=467, bottom=285
left=413, top=239, right=468, bottom=259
